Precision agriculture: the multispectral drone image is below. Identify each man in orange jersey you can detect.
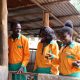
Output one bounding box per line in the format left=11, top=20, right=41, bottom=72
left=34, top=27, right=59, bottom=80
left=54, top=20, right=80, bottom=78
left=8, top=21, right=30, bottom=80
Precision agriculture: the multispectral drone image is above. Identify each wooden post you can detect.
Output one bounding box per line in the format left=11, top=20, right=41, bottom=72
left=43, top=12, right=49, bottom=27
left=0, top=0, right=8, bottom=80
left=0, top=0, right=8, bottom=66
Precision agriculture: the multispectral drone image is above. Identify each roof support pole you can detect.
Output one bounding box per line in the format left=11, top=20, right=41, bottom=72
left=43, top=12, right=49, bottom=27
left=0, top=0, right=8, bottom=80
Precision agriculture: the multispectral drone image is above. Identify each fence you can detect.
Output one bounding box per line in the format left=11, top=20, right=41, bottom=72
left=38, top=74, right=80, bottom=80
left=8, top=71, right=80, bottom=80
left=27, top=48, right=36, bottom=72
left=8, top=71, right=38, bottom=80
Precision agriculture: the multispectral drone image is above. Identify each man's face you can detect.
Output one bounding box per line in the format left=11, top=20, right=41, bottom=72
left=60, top=32, right=71, bottom=44
left=12, top=23, right=21, bottom=35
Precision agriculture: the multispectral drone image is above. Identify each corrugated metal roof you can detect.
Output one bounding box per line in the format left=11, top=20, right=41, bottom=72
left=44, top=1, right=79, bottom=16
left=36, top=0, right=62, bottom=4
left=8, top=0, right=80, bottom=34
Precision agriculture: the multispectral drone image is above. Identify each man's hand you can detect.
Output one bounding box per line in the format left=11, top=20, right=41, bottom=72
left=17, top=66, right=24, bottom=74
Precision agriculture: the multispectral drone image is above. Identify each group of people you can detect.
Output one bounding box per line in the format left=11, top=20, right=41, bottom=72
left=8, top=20, right=80, bottom=80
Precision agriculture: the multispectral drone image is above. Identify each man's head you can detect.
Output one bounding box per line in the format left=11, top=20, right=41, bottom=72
left=10, top=21, right=21, bottom=37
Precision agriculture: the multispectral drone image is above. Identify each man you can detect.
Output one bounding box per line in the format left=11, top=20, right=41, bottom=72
left=8, top=21, right=30, bottom=80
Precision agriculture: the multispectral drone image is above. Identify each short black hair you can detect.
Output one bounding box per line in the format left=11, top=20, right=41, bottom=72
left=10, top=20, right=20, bottom=29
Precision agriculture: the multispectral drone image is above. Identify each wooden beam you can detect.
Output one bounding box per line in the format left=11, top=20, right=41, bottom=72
left=21, top=25, right=80, bottom=31
left=57, top=14, right=80, bottom=18
left=8, top=3, right=36, bottom=11
left=43, top=12, right=49, bottom=27
left=22, top=26, right=62, bottom=30
left=31, top=0, right=64, bottom=26
left=19, top=13, right=80, bottom=24
left=22, top=28, right=41, bottom=30
left=50, top=13, right=64, bottom=25
left=22, top=25, right=33, bottom=29
left=19, top=17, right=57, bottom=24
left=9, top=12, right=43, bottom=19
left=9, top=11, right=79, bottom=21
left=52, top=25, right=80, bottom=28
left=20, top=18, right=43, bottom=24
